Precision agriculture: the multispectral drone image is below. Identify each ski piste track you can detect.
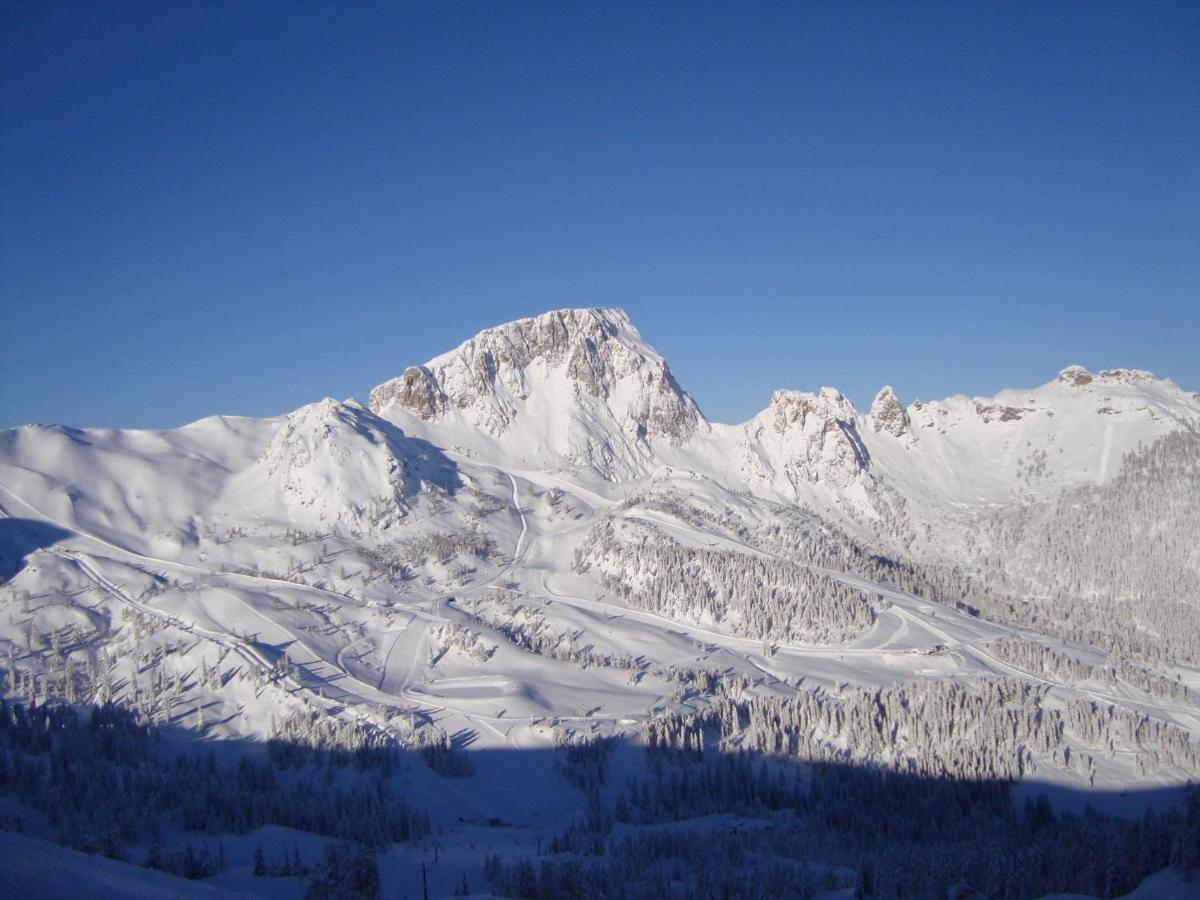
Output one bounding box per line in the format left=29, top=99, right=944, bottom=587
left=3, top=462, right=1199, bottom=758
left=2, top=467, right=650, bottom=747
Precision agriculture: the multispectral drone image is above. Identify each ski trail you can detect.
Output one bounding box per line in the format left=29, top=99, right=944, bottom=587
left=13, top=457, right=1196, bottom=746
left=60, top=547, right=456, bottom=755
left=530, top=573, right=881, bottom=657
left=0, top=481, right=415, bottom=702
left=506, top=471, right=528, bottom=564
left=1098, top=420, right=1115, bottom=481
left=0, top=482, right=367, bottom=609
left=368, top=468, right=538, bottom=740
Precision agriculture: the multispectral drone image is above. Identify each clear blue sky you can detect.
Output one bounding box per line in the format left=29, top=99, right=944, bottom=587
left=2, top=1, right=1197, bottom=428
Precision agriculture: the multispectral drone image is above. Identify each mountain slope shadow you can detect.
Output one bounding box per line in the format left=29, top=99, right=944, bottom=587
left=0, top=698, right=1197, bottom=899
left=0, top=517, right=71, bottom=580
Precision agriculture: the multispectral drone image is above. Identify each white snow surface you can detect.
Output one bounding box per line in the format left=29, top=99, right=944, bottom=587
left=0, top=829, right=258, bottom=898
left=2, top=307, right=1199, bottom=836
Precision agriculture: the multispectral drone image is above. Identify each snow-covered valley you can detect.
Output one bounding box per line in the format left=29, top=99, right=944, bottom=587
left=2, top=307, right=1199, bottom=898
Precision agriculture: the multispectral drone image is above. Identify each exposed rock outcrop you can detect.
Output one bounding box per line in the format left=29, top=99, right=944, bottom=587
left=869, top=385, right=911, bottom=438
left=369, top=308, right=702, bottom=443
left=738, top=388, right=871, bottom=497
left=368, top=308, right=705, bottom=480
left=1058, top=365, right=1095, bottom=387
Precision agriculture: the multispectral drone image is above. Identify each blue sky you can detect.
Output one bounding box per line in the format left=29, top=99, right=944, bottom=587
left=2, top=1, right=1197, bottom=428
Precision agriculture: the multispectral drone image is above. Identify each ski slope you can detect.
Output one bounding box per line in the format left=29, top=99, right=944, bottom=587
left=2, top=307, right=1199, bottom=841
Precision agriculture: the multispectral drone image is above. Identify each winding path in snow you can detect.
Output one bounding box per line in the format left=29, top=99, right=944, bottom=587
left=7, top=462, right=1198, bottom=747
left=517, top=490, right=1200, bottom=734
left=1, top=484, right=484, bottom=738
left=1098, top=420, right=1116, bottom=482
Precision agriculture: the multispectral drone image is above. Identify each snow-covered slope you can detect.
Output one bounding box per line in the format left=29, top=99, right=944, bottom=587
left=368, top=307, right=705, bottom=480
left=711, top=363, right=1200, bottom=519
left=0, top=415, right=276, bottom=558
left=2, top=307, right=1199, bottom=897
left=862, top=364, right=1200, bottom=511
left=232, top=398, right=460, bottom=531
left=0, top=830, right=259, bottom=899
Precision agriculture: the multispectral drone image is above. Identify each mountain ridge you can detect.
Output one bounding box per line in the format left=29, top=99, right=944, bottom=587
left=360, top=308, right=1199, bottom=520
left=4, top=306, right=1197, bottom=535
left=1, top=306, right=1198, bottom=898
left=369, top=307, right=1196, bottom=430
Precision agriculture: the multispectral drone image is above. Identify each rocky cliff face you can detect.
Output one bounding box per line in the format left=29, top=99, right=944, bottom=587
left=365, top=308, right=1200, bottom=503
left=368, top=308, right=705, bottom=479
left=869, top=385, right=911, bottom=439
left=1058, top=364, right=1163, bottom=389
left=371, top=366, right=446, bottom=420
left=737, top=388, right=873, bottom=497
left=370, top=308, right=702, bottom=442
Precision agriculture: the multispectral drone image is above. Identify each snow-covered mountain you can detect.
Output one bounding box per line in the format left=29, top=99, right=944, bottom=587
left=733, top=386, right=872, bottom=492
left=2, top=307, right=1199, bottom=897
left=236, top=398, right=461, bottom=530
left=368, top=308, right=704, bottom=480
left=364, top=307, right=1200, bottom=524
left=718, top=360, right=1199, bottom=512
left=863, top=363, right=1200, bottom=508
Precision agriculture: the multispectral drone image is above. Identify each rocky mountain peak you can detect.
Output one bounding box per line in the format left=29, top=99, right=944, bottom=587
left=368, top=307, right=704, bottom=446
left=1057, top=365, right=1095, bottom=387
left=1057, top=365, right=1160, bottom=388
left=767, top=387, right=859, bottom=434
left=735, top=387, right=872, bottom=498
left=1096, top=367, right=1158, bottom=385
left=869, top=385, right=911, bottom=438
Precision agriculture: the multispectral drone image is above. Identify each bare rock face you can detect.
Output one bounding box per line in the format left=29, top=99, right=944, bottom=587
left=973, top=402, right=1032, bottom=424
left=738, top=388, right=871, bottom=495
left=1058, top=365, right=1094, bottom=387
left=370, top=366, right=446, bottom=421
left=1058, top=365, right=1158, bottom=388
left=1096, top=368, right=1157, bottom=385
left=368, top=308, right=704, bottom=456
left=869, top=385, right=911, bottom=438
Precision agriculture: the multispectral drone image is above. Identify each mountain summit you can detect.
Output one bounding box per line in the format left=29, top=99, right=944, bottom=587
left=363, top=307, right=1200, bottom=502
left=369, top=308, right=705, bottom=478
left=2, top=307, right=1200, bottom=900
